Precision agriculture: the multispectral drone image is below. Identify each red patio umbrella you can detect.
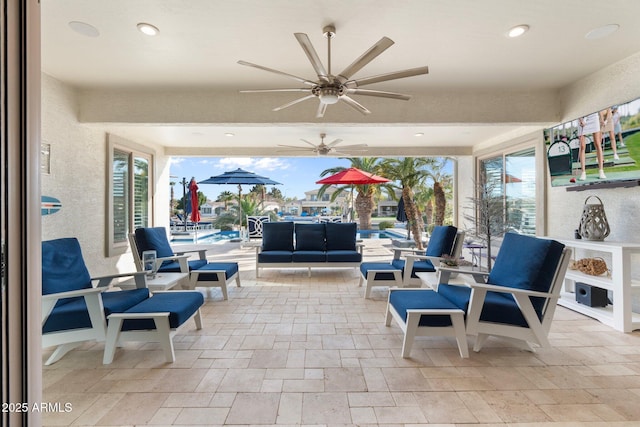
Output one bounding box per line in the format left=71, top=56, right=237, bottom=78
left=188, top=177, right=201, bottom=223
left=316, top=167, right=390, bottom=222
left=316, top=167, right=390, bottom=186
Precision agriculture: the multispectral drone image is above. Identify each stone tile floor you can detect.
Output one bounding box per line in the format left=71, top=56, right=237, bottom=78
left=42, top=239, right=640, bottom=426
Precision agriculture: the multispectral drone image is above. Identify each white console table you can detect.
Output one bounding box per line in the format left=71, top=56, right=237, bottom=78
left=553, top=238, right=640, bottom=332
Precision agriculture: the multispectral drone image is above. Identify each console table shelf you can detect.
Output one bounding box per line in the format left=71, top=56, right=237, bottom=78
left=553, top=238, right=640, bottom=332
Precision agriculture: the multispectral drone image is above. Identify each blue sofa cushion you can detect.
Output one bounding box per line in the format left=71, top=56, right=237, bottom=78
left=391, top=258, right=436, bottom=278
left=134, top=227, right=174, bottom=259
left=389, top=290, right=458, bottom=327
left=360, top=262, right=401, bottom=280
left=43, top=288, right=150, bottom=333
left=262, top=222, right=294, bottom=252
left=292, top=251, right=327, bottom=262
left=488, top=233, right=565, bottom=294
left=194, top=262, right=239, bottom=282
left=42, top=238, right=92, bottom=295
left=158, top=259, right=208, bottom=273
left=121, top=291, right=204, bottom=330
left=438, top=283, right=531, bottom=327
left=325, top=222, right=357, bottom=251
left=295, top=223, right=326, bottom=251
left=326, top=250, right=362, bottom=263
left=425, top=226, right=458, bottom=257
left=258, top=251, right=293, bottom=263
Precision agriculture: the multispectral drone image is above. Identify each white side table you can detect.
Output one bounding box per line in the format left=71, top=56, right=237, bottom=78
left=119, top=272, right=188, bottom=292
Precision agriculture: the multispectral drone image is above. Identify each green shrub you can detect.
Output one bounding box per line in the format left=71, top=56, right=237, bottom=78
left=378, top=220, right=394, bottom=230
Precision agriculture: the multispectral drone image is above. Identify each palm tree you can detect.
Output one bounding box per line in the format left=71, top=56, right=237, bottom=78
left=216, top=191, right=236, bottom=211
left=380, top=157, right=434, bottom=250
left=317, top=157, right=393, bottom=230
left=423, top=158, right=453, bottom=226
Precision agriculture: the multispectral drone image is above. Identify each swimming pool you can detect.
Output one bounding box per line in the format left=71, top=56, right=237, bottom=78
left=171, top=230, right=240, bottom=244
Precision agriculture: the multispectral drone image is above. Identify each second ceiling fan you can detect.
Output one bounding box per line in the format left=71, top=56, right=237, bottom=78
left=238, top=25, right=429, bottom=118
left=277, top=133, right=368, bottom=156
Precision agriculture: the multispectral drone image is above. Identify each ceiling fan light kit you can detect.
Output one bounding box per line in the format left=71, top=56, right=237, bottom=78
left=238, top=24, right=429, bottom=117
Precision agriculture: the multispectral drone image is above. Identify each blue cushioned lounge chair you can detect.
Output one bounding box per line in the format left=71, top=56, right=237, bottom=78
left=130, top=227, right=241, bottom=300
left=437, top=233, right=571, bottom=352
left=359, top=226, right=464, bottom=297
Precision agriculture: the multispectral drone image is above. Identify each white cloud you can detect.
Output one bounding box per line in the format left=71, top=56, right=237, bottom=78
left=214, top=157, right=291, bottom=172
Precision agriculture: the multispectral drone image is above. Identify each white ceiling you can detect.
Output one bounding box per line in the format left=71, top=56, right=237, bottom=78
left=41, top=0, right=640, bottom=156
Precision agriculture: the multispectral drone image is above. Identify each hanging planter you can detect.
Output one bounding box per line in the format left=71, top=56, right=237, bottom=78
left=578, top=195, right=610, bottom=241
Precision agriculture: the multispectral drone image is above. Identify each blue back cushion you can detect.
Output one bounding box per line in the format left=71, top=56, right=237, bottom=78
left=42, top=238, right=92, bottom=295
left=262, top=222, right=295, bottom=251
left=488, top=233, right=565, bottom=293
left=425, top=226, right=458, bottom=257
left=134, top=227, right=174, bottom=258
left=295, top=223, right=326, bottom=251
left=325, top=222, right=357, bottom=251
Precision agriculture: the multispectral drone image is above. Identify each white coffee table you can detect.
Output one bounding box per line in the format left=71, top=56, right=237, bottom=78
left=118, top=272, right=188, bottom=292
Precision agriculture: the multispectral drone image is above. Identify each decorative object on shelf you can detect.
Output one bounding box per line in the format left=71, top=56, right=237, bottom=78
left=440, top=254, right=459, bottom=267
left=578, top=195, right=610, bottom=241
left=569, top=257, right=609, bottom=276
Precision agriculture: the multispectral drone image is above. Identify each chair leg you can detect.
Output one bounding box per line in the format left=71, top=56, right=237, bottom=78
left=103, top=317, right=124, bottom=364
left=155, top=316, right=175, bottom=363
left=220, top=283, right=228, bottom=301
left=473, top=333, right=489, bottom=352
left=45, top=342, right=82, bottom=366
left=235, top=274, right=241, bottom=287
left=193, top=309, right=202, bottom=330
left=402, top=312, right=420, bottom=358
left=450, top=313, right=469, bottom=358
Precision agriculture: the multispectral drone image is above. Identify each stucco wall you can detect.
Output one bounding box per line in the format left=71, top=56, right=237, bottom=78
left=41, top=74, right=171, bottom=276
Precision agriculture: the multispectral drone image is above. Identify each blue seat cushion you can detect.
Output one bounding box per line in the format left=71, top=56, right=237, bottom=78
left=43, top=288, right=150, bottom=333
left=193, top=262, right=238, bottom=282
left=425, top=226, right=458, bottom=257
left=42, top=238, right=92, bottom=295
left=262, top=222, right=294, bottom=251
left=360, top=262, right=401, bottom=281
left=391, top=258, right=436, bottom=278
left=134, top=227, right=175, bottom=258
left=488, top=233, right=565, bottom=294
left=121, top=291, right=204, bottom=330
left=326, top=250, right=362, bottom=263
left=258, top=251, right=293, bottom=263
left=325, top=223, right=357, bottom=251
left=158, top=259, right=208, bottom=273
left=295, top=223, right=326, bottom=251
left=292, top=251, right=327, bottom=262
left=437, top=283, right=531, bottom=327
left=389, top=290, right=459, bottom=327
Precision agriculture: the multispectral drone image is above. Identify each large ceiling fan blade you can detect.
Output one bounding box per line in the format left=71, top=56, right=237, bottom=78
left=299, top=139, right=318, bottom=148
left=238, top=60, right=317, bottom=86
left=339, top=95, right=371, bottom=115
left=347, top=88, right=411, bottom=100
left=335, top=144, right=368, bottom=150
left=316, top=102, right=328, bottom=118
left=325, top=138, right=343, bottom=148
left=347, top=66, right=429, bottom=87
left=240, top=88, right=312, bottom=93
left=337, top=37, right=394, bottom=82
left=277, top=144, right=313, bottom=150
left=294, top=33, right=329, bottom=82
left=273, top=95, right=316, bottom=111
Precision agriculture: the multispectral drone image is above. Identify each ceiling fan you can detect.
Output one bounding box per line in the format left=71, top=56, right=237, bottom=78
left=238, top=25, right=429, bottom=118
left=277, top=133, right=368, bottom=156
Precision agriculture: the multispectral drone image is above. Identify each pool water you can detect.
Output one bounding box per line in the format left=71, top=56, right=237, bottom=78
left=172, top=230, right=239, bottom=244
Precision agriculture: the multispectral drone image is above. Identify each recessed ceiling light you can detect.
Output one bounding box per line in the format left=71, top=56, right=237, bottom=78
left=507, top=24, right=529, bottom=38
left=68, top=21, right=99, bottom=37
left=585, top=24, right=619, bottom=40
left=414, top=132, right=424, bottom=137
left=137, top=23, right=159, bottom=36
left=224, top=133, right=235, bottom=137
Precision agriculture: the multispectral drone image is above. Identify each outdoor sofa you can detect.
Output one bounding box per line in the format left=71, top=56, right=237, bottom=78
left=255, top=221, right=363, bottom=277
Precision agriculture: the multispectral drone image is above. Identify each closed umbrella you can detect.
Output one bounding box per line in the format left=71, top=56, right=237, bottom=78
left=395, top=197, right=411, bottom=240
left=316, top=167, right=390, bottom=223
left=188, top=178, right=201, bottom=223
left=199, top=168, right=281, bottom=230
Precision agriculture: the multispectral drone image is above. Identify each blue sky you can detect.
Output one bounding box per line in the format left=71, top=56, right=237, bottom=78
left=170, top=157, right=354, bottom=201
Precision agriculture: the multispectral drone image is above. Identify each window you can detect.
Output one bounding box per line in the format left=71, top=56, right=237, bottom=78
left=478, top=146, right=537, bottom=236
left=107, top=135, right=153, bottom=256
